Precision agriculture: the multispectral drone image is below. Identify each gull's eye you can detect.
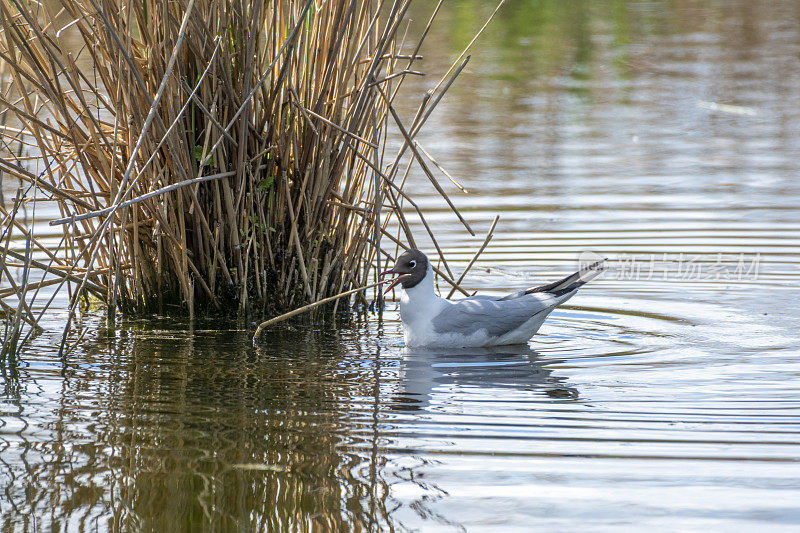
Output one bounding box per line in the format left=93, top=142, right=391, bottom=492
left=409, top=260, right=416, bottom=268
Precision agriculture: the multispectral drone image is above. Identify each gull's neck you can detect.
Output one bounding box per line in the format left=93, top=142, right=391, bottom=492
left=399, top=265, right=438, bottom=306
left=398, top=266, right=444, bottom=346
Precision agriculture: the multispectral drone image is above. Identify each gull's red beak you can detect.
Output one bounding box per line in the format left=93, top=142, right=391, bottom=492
left=380, top=269, right=402, bottom=294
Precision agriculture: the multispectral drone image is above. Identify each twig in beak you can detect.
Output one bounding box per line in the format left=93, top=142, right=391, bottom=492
left=254, top=280, right=388, bottom=344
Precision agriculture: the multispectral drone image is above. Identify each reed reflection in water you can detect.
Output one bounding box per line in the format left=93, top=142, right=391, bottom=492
left=0, top=320, right=416, bottom=530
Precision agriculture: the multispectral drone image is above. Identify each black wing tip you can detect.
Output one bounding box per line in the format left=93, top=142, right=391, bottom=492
left=556, top=258, right=607, bottom=295
left=526, top=258, right=607, bottom=297
left=500, top=258, right=608, bottom=301
left=582, top=258, right=607, bottom=273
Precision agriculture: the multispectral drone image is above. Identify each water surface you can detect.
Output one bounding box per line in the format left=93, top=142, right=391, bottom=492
left=3, top=0, right=800, bottom=530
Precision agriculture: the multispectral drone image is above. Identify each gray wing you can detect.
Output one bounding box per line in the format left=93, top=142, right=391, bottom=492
left=431, top=293, right=557, bottom=337
left=432, top=259, right=604, bottom=337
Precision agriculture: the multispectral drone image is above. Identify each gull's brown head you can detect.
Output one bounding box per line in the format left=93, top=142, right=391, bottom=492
left=380, top=249, right=429, bottom=294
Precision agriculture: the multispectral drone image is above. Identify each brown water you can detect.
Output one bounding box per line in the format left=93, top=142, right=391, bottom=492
left=2, top=0, right=800, bottom=530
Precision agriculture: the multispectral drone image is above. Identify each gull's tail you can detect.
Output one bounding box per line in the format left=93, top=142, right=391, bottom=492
left=500, top=259, right=606, bottom=301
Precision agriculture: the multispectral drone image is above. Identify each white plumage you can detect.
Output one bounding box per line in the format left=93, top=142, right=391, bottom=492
left=384, top=251, right=603, bottom=348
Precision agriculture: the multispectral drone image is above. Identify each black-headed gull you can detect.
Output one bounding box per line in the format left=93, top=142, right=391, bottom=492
left=381, top=250, right=604, bottom=347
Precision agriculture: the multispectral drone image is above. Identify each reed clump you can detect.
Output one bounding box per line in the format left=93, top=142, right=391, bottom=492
left=1, top=0, right=499, bottom=354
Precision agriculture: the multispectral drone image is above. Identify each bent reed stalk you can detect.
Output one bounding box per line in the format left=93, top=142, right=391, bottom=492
left=0, top=0, right=500, bottom=355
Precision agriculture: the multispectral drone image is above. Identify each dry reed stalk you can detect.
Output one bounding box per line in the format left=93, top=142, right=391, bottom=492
left=446, top=215, right=500, bottom=299
left=0, top=0, right=502, bottom=353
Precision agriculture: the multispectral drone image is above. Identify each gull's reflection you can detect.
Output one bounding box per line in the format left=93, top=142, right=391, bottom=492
left=393, top=344, right=578, bottom=411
